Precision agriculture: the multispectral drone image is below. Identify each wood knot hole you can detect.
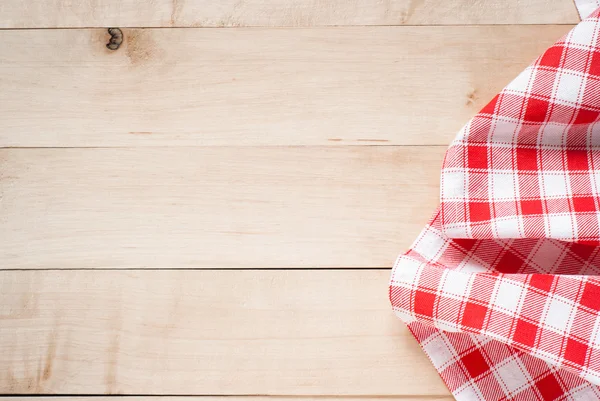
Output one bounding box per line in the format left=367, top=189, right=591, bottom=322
left=106, top=28, right=123, bottom=51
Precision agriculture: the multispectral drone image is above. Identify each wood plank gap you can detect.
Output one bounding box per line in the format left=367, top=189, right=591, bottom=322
left=0, top=396, right=456, bottom=398
left=0, top=145, right=450, bottom=149
left=0, top=23, right=582, bottom=30
left=0, top=268, right=395, bottom=272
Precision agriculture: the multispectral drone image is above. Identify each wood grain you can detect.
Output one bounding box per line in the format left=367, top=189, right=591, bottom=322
left=0, top=5, right=571, bottom=399
left=0, top=146, right=443, bottom=269
left=0, top=0, right=579, bottom=28
left=0, top=26, right=570, bottom=147
left=2, top=395, right=454, bottom=401
left=0, top=270, right=449, bottom=396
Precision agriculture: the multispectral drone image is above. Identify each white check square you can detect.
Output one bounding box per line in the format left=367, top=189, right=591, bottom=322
left=490, top=172, right=517, bottom=200
left=554, top=73, right=585, bottom=104
left=494, top=216, right=523, bottom=237
left=423, top=334, right=455, bottom=370
left=546, top=214, right=575, bottom=239
left=442, top=170, right=467, bottom=200
left=413, top=229, right=447, bottom=261
left=543, top=296, right=574, bottom=333
left=394, top=257, right=422, bottom=286
left=541, top=173, right=570, bottom=197
left=495, top=358, right=530, bottom=394
left=492, top=280, right=525, bottom=313
left=568, top=20, right=598, bottom=46
left=441, top=271, right=471, bottom=298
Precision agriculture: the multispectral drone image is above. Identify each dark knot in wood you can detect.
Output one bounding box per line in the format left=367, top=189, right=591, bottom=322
left=106, top=28, right=123, bottom=51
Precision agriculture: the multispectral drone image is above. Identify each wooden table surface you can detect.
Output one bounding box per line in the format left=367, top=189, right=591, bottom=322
left=0, top=1, right=580, bottom=400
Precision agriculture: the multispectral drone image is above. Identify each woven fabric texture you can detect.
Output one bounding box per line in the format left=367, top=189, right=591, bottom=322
left=390, top=8, right=600, bottom=401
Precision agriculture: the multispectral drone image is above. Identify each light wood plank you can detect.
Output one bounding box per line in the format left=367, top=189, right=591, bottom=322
left=0, top=270, right=449, bottom=395
left=0, top=0, right=580, bottom=28
left=2, top=395, right=454, bottom=401
left=0, top=26, right=570, bottom=147
left=0, top=146, right=442, bottom=269
left=3, top=398, right=454, bottom=401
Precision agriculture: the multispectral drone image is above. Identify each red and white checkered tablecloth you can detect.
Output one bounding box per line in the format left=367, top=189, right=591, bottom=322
left=389, top=3, right=600, bottom=400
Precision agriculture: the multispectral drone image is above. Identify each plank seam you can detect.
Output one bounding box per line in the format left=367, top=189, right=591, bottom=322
left=0, top=395, right=455, bottom=399
left=0, top=24, right=579, bottom=31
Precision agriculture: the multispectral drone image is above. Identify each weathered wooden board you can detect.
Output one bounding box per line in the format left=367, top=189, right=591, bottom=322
left=0, top=1, right=569, bottom=399
left=0, top=270, right=448, bottom=395
left=0, top=146, right=443, bottom=269
left=0, top=26, right=570, bottom=147
left=0, top=0, right=580, bottom=28
left=3, top=395, right=454, bottom=401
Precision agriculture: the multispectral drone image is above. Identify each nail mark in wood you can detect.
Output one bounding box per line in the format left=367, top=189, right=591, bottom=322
left=106, top=28, right=123, bottom=51
left=466, top=88, right=478, bottom=106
